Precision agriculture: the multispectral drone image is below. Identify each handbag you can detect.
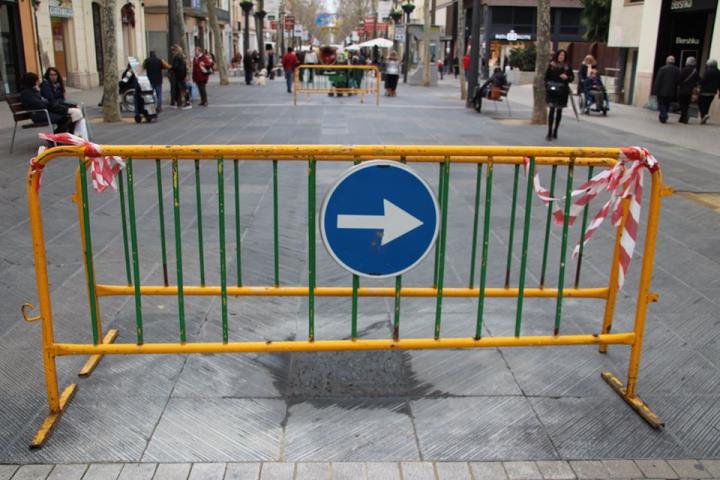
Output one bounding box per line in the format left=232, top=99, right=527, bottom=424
left=691, top=85, right=700, bottom=104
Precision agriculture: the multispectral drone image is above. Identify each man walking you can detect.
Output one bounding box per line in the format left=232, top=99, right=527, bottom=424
left=282, top=47, right=299, bottom=94
left=143, top=51, right=167, bottom=112
left=677, top=57, right=699, bottom=124
left=653, top=55, right=680, bottom=124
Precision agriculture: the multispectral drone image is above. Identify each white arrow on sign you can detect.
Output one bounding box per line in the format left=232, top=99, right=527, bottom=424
left=337, top=199, right=423, bottom=246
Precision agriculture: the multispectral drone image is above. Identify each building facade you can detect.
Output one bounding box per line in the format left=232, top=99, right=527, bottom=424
left=609, top=0, right=720, bottom=107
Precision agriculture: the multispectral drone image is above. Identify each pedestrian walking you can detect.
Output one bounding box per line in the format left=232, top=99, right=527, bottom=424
left=266, top=45, right=276, bottom=80
left=304, top=47, right=318, bottom=84
left=699, top=59, right=720, bottom=124
left=463, top=51, right=471, bottom=81
left=653, top=55, right=680, bottom=124
left=437, top=60, right=444, bottom=80
left=143, top=51, right=168, bottom=112
left=384, top=50, right=400, bottom=97
left=282, top=47, right=299, bottom=94
left=193, top=47, right=214, bottom=107
left=243, top=49, right=254, bottom=85
left=544, top=49, right=574, bottom=141
left=678, top=56, right=699, bottom=124
left=170, top=45, right=191, bottom=109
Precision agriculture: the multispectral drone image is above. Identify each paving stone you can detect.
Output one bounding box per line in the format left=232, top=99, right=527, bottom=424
left=634, top=460, right=678, bottom=479
left=330, top=463, right=365, bottom=480
left=435, top=462, right=471, bottom=480
left=10, top=465, right=53, bottom=480
left=703, top=460, right=720, bottom=477
left=224, top=463, right=261, bottom=480
left=152, top=463, right=191, bottom=480
left=117, top=464, right=157, bottom=480
left=570, top=461, right=609, bottom=479
left=294, top=463, right=330, bottom=480
left=602, top=460, right=643, bottom=479
left=469, top=462, right=508, bottom=480
left=188, top=463, right=226, bottom=480
left=365, top=462, right=401, bottom=480
left=504, top=461, right=543, bottom=480
left=46, top=464, right=87, bottom=480
left=258, top=463, right=294, bottom=480
left=535, top=461, right=576, bottom=479
left=667, top=460, right=712, bottom=478
left=81, top=464, right=124, bottom=480
left=400, top=462, right=436, bottom=480
left=0, top=466, right=17, bottom=480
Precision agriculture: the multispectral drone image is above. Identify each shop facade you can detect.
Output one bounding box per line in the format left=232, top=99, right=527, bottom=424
left=609, top=0, right=720, bottom=109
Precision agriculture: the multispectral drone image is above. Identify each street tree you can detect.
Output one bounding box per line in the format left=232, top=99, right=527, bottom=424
left=457, top=4, right=466, bottom=100
left=256, top=0, right=265, bottom=67
left=581, top=0, right=610, bottom=42
left=100, top=0, right=120, bottom=122
left=532, top=0, right=551, bottom=124
left=335, top=0, right=372, bottom=43
left=422, top=0, right=431, bottom=86
left=207, top=0, right=229, bottom=85
left=171, top=0, right=188, bottom=53
left=284, top=0, right=331, bottom=44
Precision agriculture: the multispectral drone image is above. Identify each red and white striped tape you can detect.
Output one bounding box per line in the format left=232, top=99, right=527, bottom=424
left=524, top=147, right=659, bottom=289
left=32, top=133, right=125, bottom=193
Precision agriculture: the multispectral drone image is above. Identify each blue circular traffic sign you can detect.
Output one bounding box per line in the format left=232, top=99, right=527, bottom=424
left=320, top=160, right=439, bottom=278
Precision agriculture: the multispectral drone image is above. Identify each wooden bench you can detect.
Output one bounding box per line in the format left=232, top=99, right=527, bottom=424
left=486, top=83, right=512, bottom=116
left=6, top=93, right=55, bottom=153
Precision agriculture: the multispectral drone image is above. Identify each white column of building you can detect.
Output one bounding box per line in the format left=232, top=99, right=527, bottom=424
left=633, top=0, right=662, bottom=107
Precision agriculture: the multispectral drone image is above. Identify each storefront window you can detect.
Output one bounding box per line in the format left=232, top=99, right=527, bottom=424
left=559, top=9, right=581, bottom=35
left=0, top=1, right=22, bottom=95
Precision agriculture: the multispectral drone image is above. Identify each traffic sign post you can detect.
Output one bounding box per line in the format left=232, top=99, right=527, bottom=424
left=320, top=161, right=439, bottom=278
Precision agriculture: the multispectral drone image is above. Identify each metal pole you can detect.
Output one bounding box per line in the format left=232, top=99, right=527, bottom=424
left=403, top=12, right=411, bottom=83
left=466, top=0, right=482, bottom=108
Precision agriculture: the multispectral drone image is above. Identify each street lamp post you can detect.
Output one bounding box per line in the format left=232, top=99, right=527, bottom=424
left=240, top=0, right=253, bottom=55
left=255, top=9, right=266, bottom=68
left=401, top=0, right=414, bottom=84
left=390, top=8, right=402, bottom=52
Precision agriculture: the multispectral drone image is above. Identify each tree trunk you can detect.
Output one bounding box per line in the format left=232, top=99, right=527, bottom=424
left=422, top=0, right=431, bottom=86
left=171, top=0, right=188, bottom=53
left=457, top=2, right=466, bottom=100
left=255, top=0, right=265, bottom=69
left=207, top=0, right=229, bottom=85
left=532, top=0, right=551, bottom=124
left=101, top=0, right=121, bottom=122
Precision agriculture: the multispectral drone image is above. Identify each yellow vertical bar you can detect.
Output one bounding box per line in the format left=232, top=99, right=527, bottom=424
left=74, top=167, right=103, bottom=344
left=626, top=170, right=663, bottom=398
left=376, top=68, right=380, bottom=106
left=27, top=165, right=61, bottom=414
left=599, top=198, right=630, bottom=354
left=294, top=68, right=298, bottom=105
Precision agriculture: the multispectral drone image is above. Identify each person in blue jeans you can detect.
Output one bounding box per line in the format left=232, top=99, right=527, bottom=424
left=282, top=47, right=299, bottom=93
left=143, top=51, right=168, bottom=112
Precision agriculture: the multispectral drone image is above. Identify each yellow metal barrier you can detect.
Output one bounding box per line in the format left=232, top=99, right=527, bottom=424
left=293, top=64, right=381, bottom=105
left=24, top=145, right=668, bottom=448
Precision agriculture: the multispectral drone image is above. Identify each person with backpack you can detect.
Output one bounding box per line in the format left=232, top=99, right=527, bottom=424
left=193, top=47, right=214, bottom=107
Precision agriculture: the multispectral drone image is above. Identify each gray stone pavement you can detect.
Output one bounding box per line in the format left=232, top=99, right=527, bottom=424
left=1, top=75, right=720, bottom=471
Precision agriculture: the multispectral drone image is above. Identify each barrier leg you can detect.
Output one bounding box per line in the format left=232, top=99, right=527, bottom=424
left=602, top=172, right=664, bottom=429
left=599, top=198, right=629, bottom=353
left=27, top=170, right=77, bottom=448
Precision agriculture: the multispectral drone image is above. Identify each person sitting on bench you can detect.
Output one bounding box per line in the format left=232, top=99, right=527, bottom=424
left=474, top=67, right=508, bottom=113
left=41, top=67, right=88, bottom=138
left=19, top=72, right=74, bottom=134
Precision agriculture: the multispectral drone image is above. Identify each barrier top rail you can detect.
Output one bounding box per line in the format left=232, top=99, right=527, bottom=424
left=30, top=144, right=621, bottom=166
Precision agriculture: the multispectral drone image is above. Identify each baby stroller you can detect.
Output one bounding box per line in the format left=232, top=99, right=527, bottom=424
left=119, top=66, right=158, bottom=123
left=581, top=83, right=609, bottom=116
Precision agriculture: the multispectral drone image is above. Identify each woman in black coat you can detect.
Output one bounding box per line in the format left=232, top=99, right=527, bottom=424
left=699, top=59, right=720, bottom=124
left=545, top=49, right=574, bottom=141
left=19, top=72, right=73, bottom=133
left=677, top=56, right=699, bottom=124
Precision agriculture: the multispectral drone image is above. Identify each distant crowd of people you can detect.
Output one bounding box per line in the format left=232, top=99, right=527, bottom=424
left=654, top=55, right=720, bottom=124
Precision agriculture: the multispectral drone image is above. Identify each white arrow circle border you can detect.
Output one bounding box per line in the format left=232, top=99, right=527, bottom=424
left=319, top=159, right=441, bottom=279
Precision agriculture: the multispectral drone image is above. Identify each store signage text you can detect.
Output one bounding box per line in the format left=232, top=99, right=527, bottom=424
left=676, top=37, right=700, bottom=45
left=48, top=0, right=73, bottom=18
left=671, top=0, right=692, bottom=9
left=495, top=32, right=531, bottom=41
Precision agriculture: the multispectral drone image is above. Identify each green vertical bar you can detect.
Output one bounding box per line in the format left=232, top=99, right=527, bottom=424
left=468, top=163, right=483, bottom=288
left=539, top=165, right=558, bottom=288
left=514, top=157, right=535, bottom=338
left=554, top=162, right=575, bottom=335
left=117, top=169, right=132, bottom=286
left=194, top=159, right=206, bottom=286
left=79, top=160, right=100, bottom=345
left=434, top=159, right=450, bottom=340
left=574, top=166, right=594, bottom=289
left=172, top=160, right=186, bottom=342
left=504, top=164, right=520, bottom=288
left=273, top=159, right=280, bottom=286
left=155, top=160, right=169, bottom=286
left=308, top=159, right=316, bottom=341
left=234, top=159, right=242, bottom=287
left=393, top=275, right=402, bottom=340
left=433, top=161, right=444, bottom=288
left=126, top=158, right=144, bottom=345
left=475, top=162, right=494, bottom=340
left=217, top=157, right=228, bottom=343
left=351, top=275, right=359, bottom=339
